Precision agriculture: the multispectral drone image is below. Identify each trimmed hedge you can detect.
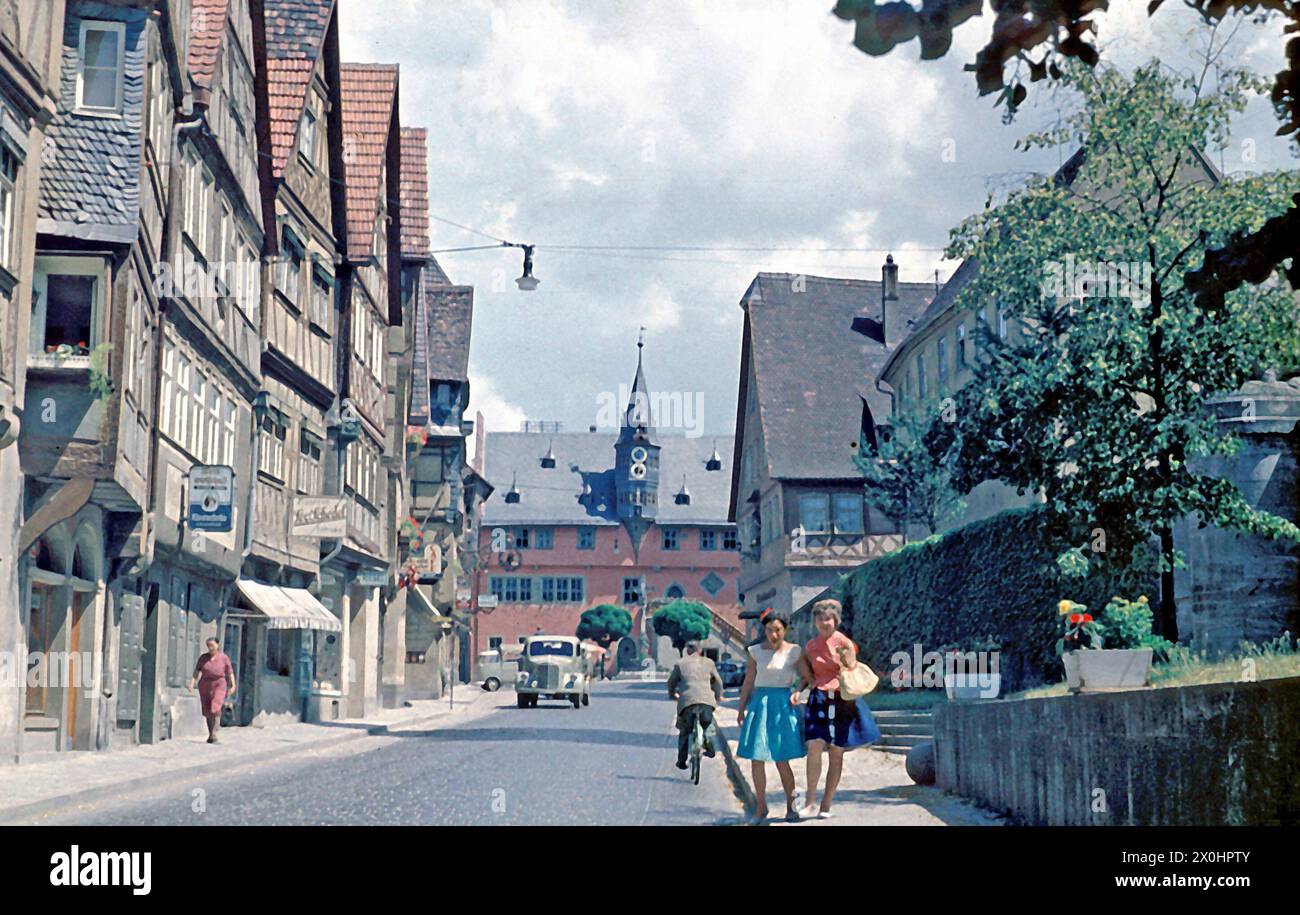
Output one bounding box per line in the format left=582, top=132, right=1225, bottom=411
left=836, top=506, right=1146, bottom=693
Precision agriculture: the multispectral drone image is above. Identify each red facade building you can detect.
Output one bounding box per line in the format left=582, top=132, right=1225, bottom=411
left=475, top=344, right=741, bottom=663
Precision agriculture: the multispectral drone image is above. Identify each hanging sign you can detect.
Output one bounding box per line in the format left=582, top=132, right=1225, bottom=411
left=189, top=465, right=235, bottom=532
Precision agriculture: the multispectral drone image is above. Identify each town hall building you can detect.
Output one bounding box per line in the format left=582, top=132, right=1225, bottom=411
left=476, top=343, right=742, bottom=667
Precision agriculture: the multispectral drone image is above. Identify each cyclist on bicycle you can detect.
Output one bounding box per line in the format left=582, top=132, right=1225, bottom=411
left=666, top=640, right=723, bottom=770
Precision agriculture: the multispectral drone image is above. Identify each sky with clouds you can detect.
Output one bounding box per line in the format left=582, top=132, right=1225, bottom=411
left=339, top=0, right=1296, bottom=443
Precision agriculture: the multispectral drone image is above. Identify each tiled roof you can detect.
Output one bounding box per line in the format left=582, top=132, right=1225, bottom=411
left=408, top=278, right=432, bottom=424
left=399, top=127, right=430, bottom=258
left=340, top=62, right=399, bottom=261
left=426, top=256, right=451, bottom=284
left=424, top=277, right=473, bottom=383
left=482, top=433, right=737, bottom=526
left=739, top=274, right=933, bottom=482
left=263, top=0, right=335, bottom=177
left=187, top=0, right=229, bottom=92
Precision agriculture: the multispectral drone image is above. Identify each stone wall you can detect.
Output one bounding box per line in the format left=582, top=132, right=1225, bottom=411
left=934, top=677, right=1300, bottom=826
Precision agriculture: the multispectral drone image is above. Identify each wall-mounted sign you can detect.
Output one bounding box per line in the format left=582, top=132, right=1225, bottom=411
left=354, top=568, right=387, bottom=587
left=477, top=594, right=499, bottom=609
left=291, top=496, right=348, bottom=538
left=189, top=465, right=235, bottom=532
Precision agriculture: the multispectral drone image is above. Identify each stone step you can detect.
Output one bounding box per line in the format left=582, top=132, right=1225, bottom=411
left=877, top=731, right=933, bottom=741
left=876, top=745, right=911, bottom=756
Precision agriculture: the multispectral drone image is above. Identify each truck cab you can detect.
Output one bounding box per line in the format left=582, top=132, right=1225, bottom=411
left=516, top=635, right=591, bottom=708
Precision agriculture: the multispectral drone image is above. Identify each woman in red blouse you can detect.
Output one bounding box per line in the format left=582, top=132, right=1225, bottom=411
left=188, top=637, right=236, bottom=744
left=797, top=599, right=880, bottom=818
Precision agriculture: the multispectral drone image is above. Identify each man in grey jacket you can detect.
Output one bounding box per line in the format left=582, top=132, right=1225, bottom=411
left=666, top=641, right=723, bottom=770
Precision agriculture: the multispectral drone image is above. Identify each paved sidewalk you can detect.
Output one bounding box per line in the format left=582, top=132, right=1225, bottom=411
left=714, top=698, right=1004, bottom=826
left=0, top=687, right=502, bottom=824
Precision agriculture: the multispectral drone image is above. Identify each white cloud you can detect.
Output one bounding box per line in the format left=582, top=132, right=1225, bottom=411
left=467, top=371, right=528, bottom=459
left=340, top=0, right=1293, bottom=438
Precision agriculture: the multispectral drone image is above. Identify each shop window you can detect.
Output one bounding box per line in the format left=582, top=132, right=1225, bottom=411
left=265, top=629, right=294, bottom=676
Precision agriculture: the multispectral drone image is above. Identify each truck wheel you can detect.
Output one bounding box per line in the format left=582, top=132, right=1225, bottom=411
left=571, top=695, right=581, bottom=709
left=517, top=693, right=529, bottom=708
left=484, top=677, right=501, bottom=692
left=528, top=694, right=538, bottom=708
left=581, top=693, right=590, bottom=707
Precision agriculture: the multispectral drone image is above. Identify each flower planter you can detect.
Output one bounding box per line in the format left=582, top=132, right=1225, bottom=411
left=943, top=671, right=1001, bottom=700
left=1062, top=648, right=1153, bottom=692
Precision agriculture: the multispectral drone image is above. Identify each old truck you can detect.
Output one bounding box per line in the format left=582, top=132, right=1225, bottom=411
left=516, top=635, right=591, bottom=708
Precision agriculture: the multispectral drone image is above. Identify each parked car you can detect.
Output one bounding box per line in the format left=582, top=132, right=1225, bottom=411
left=716, top=658, right=745, bottom=688
left=516, top=635, right=591, bottom=708
left=476, top=648, right=519, bottom=691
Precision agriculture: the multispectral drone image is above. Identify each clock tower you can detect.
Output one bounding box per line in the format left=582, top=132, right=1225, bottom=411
left=614, top=336, right=660, bottom=553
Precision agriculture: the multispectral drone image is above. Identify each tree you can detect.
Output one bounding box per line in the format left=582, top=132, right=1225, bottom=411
left=928, top=61, right=1300, bottom=640
left=651, top=600, right=713, bottom=654
left=576, top=604, right=633, bottom=649
left=855, top=404, right=965, bottom=535
left=831, top=1, right=1300, bottom=322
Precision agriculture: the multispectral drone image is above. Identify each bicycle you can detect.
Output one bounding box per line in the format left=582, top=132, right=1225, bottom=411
left=682, top=706, right=714, bottom=785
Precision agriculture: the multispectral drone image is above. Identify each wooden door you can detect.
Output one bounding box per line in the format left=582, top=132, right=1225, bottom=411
left=66, top=592, right=84, bottom=742
left=25, top=584, right=53, bottom=717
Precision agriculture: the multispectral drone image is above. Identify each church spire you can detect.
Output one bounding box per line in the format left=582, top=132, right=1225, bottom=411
left=621, top=328, right=655, bottom=442
left=613, top=330, right=661, bottom=554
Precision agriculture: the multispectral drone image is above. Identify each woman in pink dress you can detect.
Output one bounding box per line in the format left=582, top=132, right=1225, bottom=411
left=188, top=637, right=236, bottom=744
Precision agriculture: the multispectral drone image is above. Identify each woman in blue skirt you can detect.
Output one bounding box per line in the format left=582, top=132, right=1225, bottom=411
left=798, top=598, right=881, bottom=819
left=737, top=608, right=813, bottom=824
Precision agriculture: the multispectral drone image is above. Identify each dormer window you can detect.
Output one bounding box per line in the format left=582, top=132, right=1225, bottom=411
left=298, top=105, right=319, bottom=167
left=540, top=440, right=556, bottom=469
left=504, top=475, right=521, bottom=504
left=674, top=476, right=691, bottom=505
left=76, top=21, right=125, bottom=115
left=705, top=442, right=722, bottom=471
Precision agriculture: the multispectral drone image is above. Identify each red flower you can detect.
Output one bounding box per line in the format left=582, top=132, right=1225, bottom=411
left=1069, top=613, right=1083, bottom=624
left=1081, top=613, right=1093, bottom=623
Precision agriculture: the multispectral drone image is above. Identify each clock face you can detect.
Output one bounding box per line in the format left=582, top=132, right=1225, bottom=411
left=629, top=463, right=647, bottom=480
left=630, top=446, right=648, bottom=463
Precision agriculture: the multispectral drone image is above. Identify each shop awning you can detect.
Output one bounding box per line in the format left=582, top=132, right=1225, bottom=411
left=234, top=579, right=342, bottom=632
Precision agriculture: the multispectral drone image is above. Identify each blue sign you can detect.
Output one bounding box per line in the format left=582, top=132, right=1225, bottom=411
left=188, top=465, right=235, bottom=532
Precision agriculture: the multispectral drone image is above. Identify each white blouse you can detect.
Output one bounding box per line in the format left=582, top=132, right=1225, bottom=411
left=748, top=642, right=802, bottom=689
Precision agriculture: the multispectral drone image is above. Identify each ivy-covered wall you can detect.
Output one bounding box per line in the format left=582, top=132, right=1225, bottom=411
left=837, top=506, right=1142, bottom=693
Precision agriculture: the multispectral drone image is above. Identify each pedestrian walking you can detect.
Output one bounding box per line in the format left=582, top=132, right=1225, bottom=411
left=736, top=608, right=812, bottom=824
left=799, top=599, right=881, bottom=819
left=188, top=637, right=236, bottom=744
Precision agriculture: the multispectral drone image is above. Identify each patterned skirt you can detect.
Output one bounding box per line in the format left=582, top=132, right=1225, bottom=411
left=804, top=687, right=881, bottom=749
left=737, top=687, right=807, bottom=763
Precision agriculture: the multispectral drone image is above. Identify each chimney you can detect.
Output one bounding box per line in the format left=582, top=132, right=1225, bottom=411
left=881, top=254, right=899, bottom=344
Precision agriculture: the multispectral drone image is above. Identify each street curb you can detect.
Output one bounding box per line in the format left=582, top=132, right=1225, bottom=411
left=0, top=697, right=496, bottom=825
left=717, top=718, right=757, bottom=817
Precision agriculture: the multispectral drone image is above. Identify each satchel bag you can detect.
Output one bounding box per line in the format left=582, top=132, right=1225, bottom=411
left=838, top=658, right=879, bottom=700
